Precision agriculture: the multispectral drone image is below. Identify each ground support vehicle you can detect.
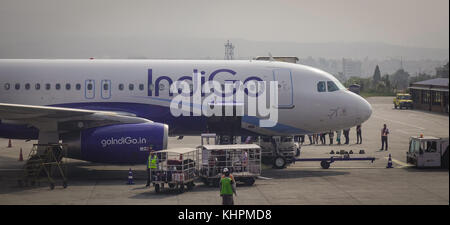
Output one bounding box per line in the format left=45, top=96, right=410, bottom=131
left=259, top=136, right=298, bottom=169
left=294, top=154, right=376, bottom=169
left=407, top=136, right=449, bottom=168
left=18, top=144, right=68, bottom=190
left=394, top=93, right=413, bottom=109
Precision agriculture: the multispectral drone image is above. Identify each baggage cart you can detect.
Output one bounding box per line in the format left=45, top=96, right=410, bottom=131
left=199, top=144, right=261, bottom=186
left=151, top=148, right=199, bottom=193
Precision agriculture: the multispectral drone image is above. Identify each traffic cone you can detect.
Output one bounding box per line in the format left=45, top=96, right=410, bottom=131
left=18, top=148, right=23, bottom=161
left=7, top=139, right=12, bottom=148
left=127, top=168, right=134, bottom=185
left=386, top=154, right=393, bottom=168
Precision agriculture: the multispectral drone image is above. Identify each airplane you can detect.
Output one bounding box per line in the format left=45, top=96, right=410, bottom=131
left=0, top=59, right=372, bottom=164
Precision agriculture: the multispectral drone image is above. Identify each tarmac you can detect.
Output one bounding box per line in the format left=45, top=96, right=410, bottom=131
left=0, top=97, right=448, bottom=205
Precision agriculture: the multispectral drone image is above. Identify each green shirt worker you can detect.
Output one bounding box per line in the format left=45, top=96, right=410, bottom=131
left=146, top=151, right=158, bottom=187
left=220, top=168, right=236, bottom=205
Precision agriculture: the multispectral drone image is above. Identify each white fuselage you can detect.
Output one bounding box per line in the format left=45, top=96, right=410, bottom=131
left=0, top=59, right=372, bottom=136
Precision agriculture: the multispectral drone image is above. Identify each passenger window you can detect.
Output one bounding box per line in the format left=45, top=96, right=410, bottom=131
left=66, top=83, right=71, bottom=90
left=25, top=83, right=30, bottom=90
left=35, top=83, right=41, bottom=90
left=327, top=81, right=339, bottom=92
left=119, top=84, right=124, bottom=91
left=129, top=84, right=134, bottom=91
left=4, top=83, right=10, bottom=90
left=139, top=84, right=144, bottom=91
left=76, top=83, right=81, bottom=90
left=46, top=83, right=51, bottom=90
left=87, top=83, right=93, bottom=90
left=15, top=83, right=20, bottom=90
left=317, top=81, right=326, bottom=92
left=55, top=83, right=61, bottom=90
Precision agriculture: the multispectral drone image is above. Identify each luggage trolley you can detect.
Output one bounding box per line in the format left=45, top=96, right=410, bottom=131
left=199, top=144, right=261, bottom=186
left=151, top=148, right=199, bottom=193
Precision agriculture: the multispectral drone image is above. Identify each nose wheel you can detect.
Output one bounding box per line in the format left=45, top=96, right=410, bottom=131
left=320, top=161, right=331, bottom=169
left=273, top=156, right=287, bottom=169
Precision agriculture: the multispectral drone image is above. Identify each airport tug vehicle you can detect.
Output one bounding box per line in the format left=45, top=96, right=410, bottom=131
left=393, top=93, right=413, bottom=109
left=199, top=144, right=261, bottom=186
left=407, top=135, right=449, bottom=169
left=258, top=136, right=299, bottom=169
left=152, top=148, right=199, bottom=193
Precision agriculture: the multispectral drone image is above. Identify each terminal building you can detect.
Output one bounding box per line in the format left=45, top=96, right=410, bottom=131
left=409, top=78, right=449, bottom=113
left=342, top=58, right=362, bottom=78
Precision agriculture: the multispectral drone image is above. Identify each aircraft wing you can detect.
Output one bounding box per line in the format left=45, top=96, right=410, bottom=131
left=0, top=103, right=152, bottom=132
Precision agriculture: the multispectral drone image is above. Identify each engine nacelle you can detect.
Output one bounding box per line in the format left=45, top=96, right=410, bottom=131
left=63, top=122, right=168, bottom=164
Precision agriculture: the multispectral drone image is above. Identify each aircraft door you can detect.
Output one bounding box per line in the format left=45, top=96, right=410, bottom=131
left=101, top=80, right=111, bottom=99
left=85, top=79, right=95, bottom=99
left=272, top=69, right=294, bottom=108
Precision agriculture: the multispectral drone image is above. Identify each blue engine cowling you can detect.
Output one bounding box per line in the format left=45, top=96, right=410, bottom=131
left=62, top=122, right=168, bottom=164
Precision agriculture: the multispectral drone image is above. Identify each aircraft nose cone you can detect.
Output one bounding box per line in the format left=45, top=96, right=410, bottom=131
left=360, top=97, right=372, bottom=122
left=348, top=92, right=372, bottom=124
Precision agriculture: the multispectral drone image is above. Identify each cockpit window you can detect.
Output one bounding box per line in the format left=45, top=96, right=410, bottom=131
left=327, top=81, right=339, bottom=92
left=317, top=81, right=326, bottom=92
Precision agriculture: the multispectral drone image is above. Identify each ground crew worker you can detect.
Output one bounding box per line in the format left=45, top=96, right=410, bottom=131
left=313, top=133, right=319, bottom=144
left=343, top=128, right=350, bottom=144
left=380, top=124, right=389, bottom=151
left=336, top=130, right=342, bottom=145
left=146, top=151, right=158, bottom=187
left=220, top=168, right=236, bottom=205
left=320, top=133, right=326, bottom=145
left=356, top=124, right=362, bottom=144
left=328, top=131, right=334, bottom=145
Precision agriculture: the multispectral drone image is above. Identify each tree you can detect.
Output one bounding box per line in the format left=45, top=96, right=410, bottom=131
left=373, top=65, right=381, bottom=84
left=382, top=74, right=392, bottom=93
left=409, top=72, right=432, bottom=84
left=390, top=69, right=410, bottom=91
left=436, top=62, right=449, bottom=78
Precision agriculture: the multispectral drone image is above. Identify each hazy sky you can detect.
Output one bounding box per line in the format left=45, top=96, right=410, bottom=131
left=0, top=0, right=448, bottom=49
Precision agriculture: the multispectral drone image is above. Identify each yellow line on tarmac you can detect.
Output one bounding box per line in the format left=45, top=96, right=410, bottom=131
left=384, top=157, right=413, bottom=168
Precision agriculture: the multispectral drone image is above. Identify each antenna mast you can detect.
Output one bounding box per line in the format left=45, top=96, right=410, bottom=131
left=224, top=40, right=234, bottom=60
